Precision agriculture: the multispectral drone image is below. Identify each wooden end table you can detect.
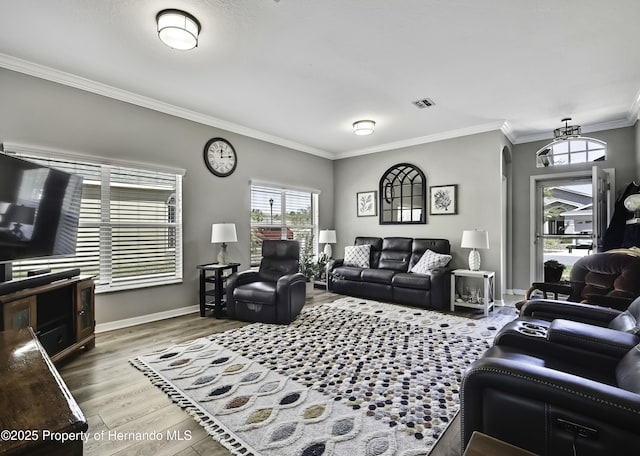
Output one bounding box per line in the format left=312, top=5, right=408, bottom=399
left=197, top=263, right=240, bottom=318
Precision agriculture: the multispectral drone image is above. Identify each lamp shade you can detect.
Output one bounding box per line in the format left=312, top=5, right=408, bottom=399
left=461, top=230, right=489, bottom=249
left=318, top=229, right=337, bottom=244
left=211, top=223, right=237, bottom=244
left=156, top=9, right=201, bottom=50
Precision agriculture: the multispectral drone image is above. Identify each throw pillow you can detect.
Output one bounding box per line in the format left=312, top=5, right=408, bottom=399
left=344, top=244, right=371, bottom=268
left=410, top=249, right=452, bottom=274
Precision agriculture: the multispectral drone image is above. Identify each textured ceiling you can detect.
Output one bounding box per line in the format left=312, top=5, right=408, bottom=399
left=0, top=0, right=639, bottom=159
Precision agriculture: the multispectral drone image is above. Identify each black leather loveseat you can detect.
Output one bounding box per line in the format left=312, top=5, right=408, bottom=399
left=327, top=236, right=452, bottom=309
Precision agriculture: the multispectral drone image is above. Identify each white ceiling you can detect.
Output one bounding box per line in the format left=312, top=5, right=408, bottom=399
left=1, top=0, right=639, bottom=159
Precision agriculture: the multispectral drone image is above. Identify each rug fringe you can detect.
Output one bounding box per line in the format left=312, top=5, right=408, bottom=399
left=130, top=357, right=259, bottom=456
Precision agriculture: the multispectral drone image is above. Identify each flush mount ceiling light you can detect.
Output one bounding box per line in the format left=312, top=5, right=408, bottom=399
left=352, top=120, right=375, bottom=136
left=156, top=9, right=201, bottom=50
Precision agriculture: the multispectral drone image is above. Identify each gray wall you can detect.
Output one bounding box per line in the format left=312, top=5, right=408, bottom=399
left=334, top=130, right=507, bottom=298
left=0, top=68, right=334, bottom=325
left=511, top=126, right=637, bottom=291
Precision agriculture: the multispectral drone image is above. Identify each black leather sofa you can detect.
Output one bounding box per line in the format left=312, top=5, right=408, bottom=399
left=327, top=236, right=452, bottom=309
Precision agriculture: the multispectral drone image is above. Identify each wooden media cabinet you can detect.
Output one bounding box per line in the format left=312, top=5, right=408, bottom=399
left=0, top=275, right=95, bottom=363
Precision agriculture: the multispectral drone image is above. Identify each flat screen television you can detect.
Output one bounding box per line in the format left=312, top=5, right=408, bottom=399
left=0, top=153, right=83, bottom=268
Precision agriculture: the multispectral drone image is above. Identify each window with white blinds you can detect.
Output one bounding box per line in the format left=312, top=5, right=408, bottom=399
left=250, top=184, right=318, bottom=266
left=7, top=148, right=183, bottom=293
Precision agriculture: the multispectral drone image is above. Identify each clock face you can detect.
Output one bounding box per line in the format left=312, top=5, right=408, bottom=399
left=204, top=138, right=237, bottom=177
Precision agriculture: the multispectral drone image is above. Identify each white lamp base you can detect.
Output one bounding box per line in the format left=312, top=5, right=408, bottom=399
left=323, top=243, right=332, bottom=259
left=468, top=249, right=481, bottom=271
left=217, top=243, right=229, bottom=265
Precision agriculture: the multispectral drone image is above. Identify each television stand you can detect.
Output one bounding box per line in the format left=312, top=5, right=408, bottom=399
left=0, top=275, right=95, bottom=363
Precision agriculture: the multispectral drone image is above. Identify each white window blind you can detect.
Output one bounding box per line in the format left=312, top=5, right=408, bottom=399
left=7, top=148, right=183, bottom=293
left=250, top=184, right=318, bottom=266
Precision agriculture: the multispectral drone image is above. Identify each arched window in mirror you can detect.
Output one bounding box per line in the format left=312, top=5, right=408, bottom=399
left=379, top=163, right=426, bottom=224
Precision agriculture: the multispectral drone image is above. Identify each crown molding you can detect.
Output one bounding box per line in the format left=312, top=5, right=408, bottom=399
left=500, top=121, right=516, bottom=144
left=334, top=120, right=507, bottom=160
left=1, top=53, right=637, bottom=160
left=627, top=88, right=640, bottom=123
left=0, top=53, right=334, bottom=160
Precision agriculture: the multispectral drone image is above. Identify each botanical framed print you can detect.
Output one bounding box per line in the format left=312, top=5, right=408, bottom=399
left=429, top=184, right=457, bottom=215
left=357, top=191, right=377, bottom=217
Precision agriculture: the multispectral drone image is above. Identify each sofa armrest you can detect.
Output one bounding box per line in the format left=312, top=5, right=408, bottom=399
left=226, top=270, right=260, bottom=292
left=276, top=273, right=307, bottom=324
left=461, top=354, right=640, bottom=452
left=428, top=267, right=451, bottom=309
left=547, top=319, right=640, bottom=359
left=521, top=299, right=622, bottom=325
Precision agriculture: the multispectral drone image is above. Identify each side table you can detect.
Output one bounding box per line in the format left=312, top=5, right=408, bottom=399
left=450, top=269, right=495, bottom=316
left=197, top=263, right=240, bottom=318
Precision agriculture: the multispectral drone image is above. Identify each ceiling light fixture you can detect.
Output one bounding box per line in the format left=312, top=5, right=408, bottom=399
left=553, top=117, right=581, bottom=140
left=353, top=120, right=375, bottom=136
left=156, top=9, right=201, bottom=50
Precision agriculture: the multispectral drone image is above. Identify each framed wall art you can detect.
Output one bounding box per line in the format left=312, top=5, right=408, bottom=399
left=357, top=191, right=377, bottom=217
left=429, top=184, right=457, bottom=215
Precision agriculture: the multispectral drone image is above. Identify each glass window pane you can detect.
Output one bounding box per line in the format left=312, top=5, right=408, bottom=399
left=553, top=142, right=568, bottom=154
left=569, top=140, right=586, bottom=152
left=589, top=149, right=606, bottom=161
left=552, top=154, right=568, bottom=165
left=571, top=152, right=587, bottom=163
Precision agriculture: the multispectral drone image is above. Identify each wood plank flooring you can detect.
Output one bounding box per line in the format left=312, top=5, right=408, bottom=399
left=57, top=289, right=492, bottom=456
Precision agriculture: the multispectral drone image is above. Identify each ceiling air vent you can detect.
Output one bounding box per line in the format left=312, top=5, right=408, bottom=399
left=412, top=98, right=436, bottom=109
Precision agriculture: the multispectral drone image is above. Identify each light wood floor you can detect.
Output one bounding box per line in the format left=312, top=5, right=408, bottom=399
left=58, top=289, right=509, bottom=455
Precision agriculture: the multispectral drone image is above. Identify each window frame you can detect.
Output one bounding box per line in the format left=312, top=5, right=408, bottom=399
left=249, top=182, right=319, bottom=268
left=2, top=143, right=185, bottom=294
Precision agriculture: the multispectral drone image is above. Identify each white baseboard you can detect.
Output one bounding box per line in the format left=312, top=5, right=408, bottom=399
left=96, top=305, right=199, bottom=333
left=510, top=289, right=527, bottom=296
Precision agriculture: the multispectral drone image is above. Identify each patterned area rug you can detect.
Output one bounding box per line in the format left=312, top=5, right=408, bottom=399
left=131, top=298, right=517, bottom=456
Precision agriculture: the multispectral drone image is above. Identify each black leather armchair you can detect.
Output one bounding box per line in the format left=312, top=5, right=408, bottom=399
left=226, top=240, right=306, bottom=324
left=461, top=327, right=640, bottom=455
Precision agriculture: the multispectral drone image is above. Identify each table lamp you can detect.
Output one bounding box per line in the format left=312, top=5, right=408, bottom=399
left=318, top=229, right=337, bottom=259
left=461, top=229, right=489, bottom=271
left=211, top=223, right=237, bottom=265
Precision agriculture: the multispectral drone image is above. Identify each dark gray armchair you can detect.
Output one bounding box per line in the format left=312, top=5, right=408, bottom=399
left=226, top=240, right=306, bottom=324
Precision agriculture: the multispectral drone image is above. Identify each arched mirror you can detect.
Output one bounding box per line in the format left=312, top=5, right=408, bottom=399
left=379, top=163, right=426, bottom=224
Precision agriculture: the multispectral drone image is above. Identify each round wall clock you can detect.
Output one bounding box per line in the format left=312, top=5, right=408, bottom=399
left=204, top=137, right=237, bottom=177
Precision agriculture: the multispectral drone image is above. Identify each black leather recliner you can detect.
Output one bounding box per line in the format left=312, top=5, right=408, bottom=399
left=461, top=323, right=640, bottom=455
left=461, top=295, right=640, bottom=455
left=226, top=240, right=306, bottom=324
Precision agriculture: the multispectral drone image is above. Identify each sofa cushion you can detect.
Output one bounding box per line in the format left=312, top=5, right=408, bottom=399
left=378, top=237, right=413, bottom=272
left=392, top=272, right=431, bottom=290
left=410, top=249, right=452, bottom=274
left=361, top=268, right=396, bottom=285
left=332, top=266, right=364, bottom=281
left=344, top=244, right=371, bottom=268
